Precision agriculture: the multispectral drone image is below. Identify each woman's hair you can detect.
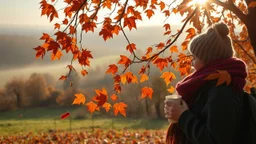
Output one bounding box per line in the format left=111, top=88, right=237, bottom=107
left=188, top=22, right=235, bottom=64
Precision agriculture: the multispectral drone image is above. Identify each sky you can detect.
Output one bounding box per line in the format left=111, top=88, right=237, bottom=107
left=0, top=0, right=183, bottom=27
left=0, top=0, right=186, bottom=88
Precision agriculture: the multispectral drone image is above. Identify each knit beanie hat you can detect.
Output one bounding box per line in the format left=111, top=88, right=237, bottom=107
left=188, top=22, right=235, bottom=63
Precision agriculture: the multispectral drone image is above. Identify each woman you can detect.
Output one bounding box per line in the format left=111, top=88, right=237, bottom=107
left=164, top=22, right=248, bottom=144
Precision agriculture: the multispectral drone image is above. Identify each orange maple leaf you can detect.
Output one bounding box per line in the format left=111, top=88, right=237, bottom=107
left=161, top=72, right=176, bottom=86
left=72, top=93, right=86, bottom=105
left=156, top=42, right=165, bottom=50
left=51, top=49, right=63, bottom=60
left=158, top=1, right=165, bottom=10
left=102, top=102, right=111, bottom=112
left=113, top=102, right=127, bottom=117
left=118, top=55, right=132, bottom=68
left=153, top=58, right=168, bottom=71
left=145, top=9, right=154, bottom=19
left=59, top=75, right=67, bottom=80
left=54, top=23, right=60, bottom=30
left=204, top=70, right=231, bottom=86
left=123, top=16, right=137, bottom=30
left=167, top=86, right=175, bottom=93
left=170, top=46, right=178, bottom=53
left=163, top=23, right=171, bottom=31
left=40, top=33, right=51, bottom=42
left=140, top=74, right=149, bottom=83
left=81, top=70, right=88, bottom=76
left=63, top=18, right=68, bottom=25
left=110, top=94, right=118, bottom=102
left=106, top=64, right=118, bottom=75
left=126, top=43, right=137, bottom=53
left=85, top=101, right=100, bottom=114
left=141, top=87, right=154, bottom=99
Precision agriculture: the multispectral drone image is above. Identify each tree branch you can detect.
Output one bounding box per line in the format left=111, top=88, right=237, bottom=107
left=233, top=40, right=256, bottom=64
left=210, top=0, right=247, bottom=24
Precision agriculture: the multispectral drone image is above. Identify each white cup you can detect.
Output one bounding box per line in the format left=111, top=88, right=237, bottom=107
left=165, top=94, right=182, bottom=123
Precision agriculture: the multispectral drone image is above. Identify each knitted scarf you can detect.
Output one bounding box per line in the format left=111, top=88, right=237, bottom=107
left=166, top=58, right=247, bottom=144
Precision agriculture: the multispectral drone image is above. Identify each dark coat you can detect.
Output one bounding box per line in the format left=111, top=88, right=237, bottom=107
left=177, top=82, right=246, bottom=144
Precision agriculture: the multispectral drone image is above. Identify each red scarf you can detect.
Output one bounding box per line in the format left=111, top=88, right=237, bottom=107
left=166, top=58, right=247, bottom=144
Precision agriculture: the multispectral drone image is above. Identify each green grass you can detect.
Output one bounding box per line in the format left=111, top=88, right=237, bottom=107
left=0, top=107, right=169, bottom=136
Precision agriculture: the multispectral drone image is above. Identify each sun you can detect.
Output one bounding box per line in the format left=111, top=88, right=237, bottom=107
left=188, top=0, right=207, bottom=6
left=193, top=0, right=207, bottom=5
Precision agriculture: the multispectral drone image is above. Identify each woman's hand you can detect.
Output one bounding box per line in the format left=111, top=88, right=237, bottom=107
left=164, top=99, right=189, bottom=122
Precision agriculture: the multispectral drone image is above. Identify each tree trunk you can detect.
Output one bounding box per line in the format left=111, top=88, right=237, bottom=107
left=14, top=90, right=21, bottom=108
left=154, top=102, right=161, bottom=118
left=245, top=4, right=256, bottom=57
left=145, top=98, right=150, bottom=117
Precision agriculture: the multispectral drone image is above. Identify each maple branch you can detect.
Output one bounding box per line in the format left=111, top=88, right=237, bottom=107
left=115, top=0, right=129, bottom=24
left=133, top=7, right=199, bottom=63
left=233, top=40, right=256, bottom=64
left=63, top=0, right=88, bottom=33
left=210, top=0, right=247, bottom=24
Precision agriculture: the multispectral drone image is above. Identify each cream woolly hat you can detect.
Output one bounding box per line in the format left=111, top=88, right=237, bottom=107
left=189, top=22, right=235, bottom=63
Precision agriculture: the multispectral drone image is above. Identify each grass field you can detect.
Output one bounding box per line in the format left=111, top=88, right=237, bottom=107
left=0, top=107, right=169, bottom=136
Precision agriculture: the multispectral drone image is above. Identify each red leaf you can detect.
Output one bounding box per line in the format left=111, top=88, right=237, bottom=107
left=95, top=88, right=108, bottom=107
left=61, top=112, right=70, bottom=119
left=34, top=46, right=46, bottom=59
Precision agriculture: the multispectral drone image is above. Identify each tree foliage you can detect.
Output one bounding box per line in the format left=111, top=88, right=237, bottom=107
left=35, top=0, right=256, bottom=117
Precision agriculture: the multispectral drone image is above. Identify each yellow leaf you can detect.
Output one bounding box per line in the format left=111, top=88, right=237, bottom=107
left=140, top=74, right=149, bottom=83
left=121, top=74, right=126, bottom=84
left=160, top=72, right=176, bottom=86
left=72, top=93, right=86, bottom=105
left=102, top=102, right=111, bottom=112
left=204, top=70, right=231, bottom=86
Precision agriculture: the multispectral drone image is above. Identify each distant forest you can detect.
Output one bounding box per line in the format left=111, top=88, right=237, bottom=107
left=0, top=64, right=181, bottom=119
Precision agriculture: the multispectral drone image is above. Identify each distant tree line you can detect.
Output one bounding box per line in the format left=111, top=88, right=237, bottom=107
left=0, top=65, right=180, bottom=119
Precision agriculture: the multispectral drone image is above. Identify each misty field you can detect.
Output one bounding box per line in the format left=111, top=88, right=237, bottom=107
left=0, top=107, right=169, bottom=143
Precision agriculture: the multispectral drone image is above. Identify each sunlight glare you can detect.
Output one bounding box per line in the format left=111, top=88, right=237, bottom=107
left=188, top=0, right=207, bottom=6
left=193, top=0, right=207, bottom=5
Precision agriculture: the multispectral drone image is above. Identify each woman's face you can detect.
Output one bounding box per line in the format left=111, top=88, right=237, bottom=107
left=191, top=55, right=205, bottom=70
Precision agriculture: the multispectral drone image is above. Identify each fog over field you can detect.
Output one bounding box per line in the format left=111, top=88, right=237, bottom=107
left=0, top=24, right=187, bottom=87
